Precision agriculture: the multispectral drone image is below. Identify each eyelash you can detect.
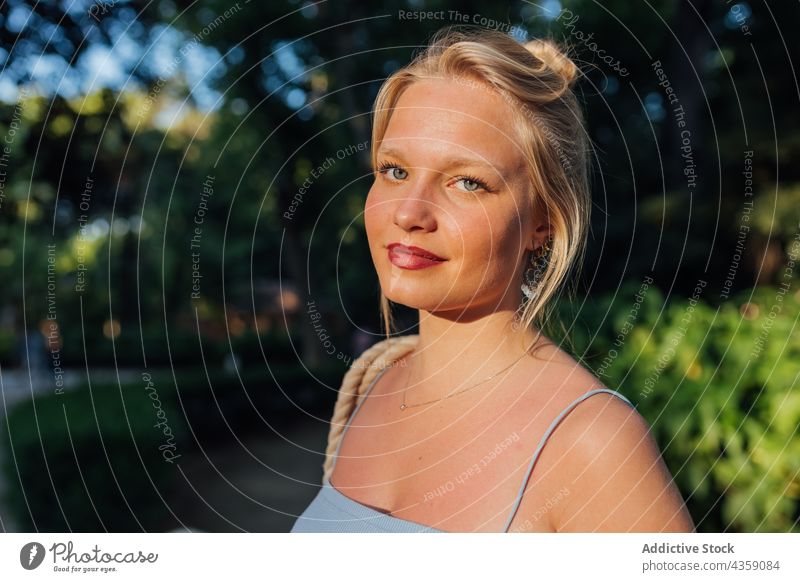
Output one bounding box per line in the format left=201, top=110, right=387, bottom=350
left=375, top=161, right=494, bottom=193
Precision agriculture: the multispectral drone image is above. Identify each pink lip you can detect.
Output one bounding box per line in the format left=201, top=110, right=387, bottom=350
left=387, top=243, right=446, bottom=270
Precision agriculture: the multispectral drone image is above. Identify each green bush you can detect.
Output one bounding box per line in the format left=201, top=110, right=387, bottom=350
left=558, top=282, right=800, bottom=532
left=1, top=357, right=342, bottom=532
left=229, top=328, right=295, bottom=366
left=55, top=327, right=296, bottom=369
left=2, top=378, right=187, bottom=532
left=57, top=327, right=227, bottom=368
left=160, top=359, right=347, bottom=446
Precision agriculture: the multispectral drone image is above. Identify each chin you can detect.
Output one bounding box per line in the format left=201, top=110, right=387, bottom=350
left=381, top=286, right=442, bottom=311
left=379, top=278, right=476, bottom=313
left=377, top=277, right=442, bottom=308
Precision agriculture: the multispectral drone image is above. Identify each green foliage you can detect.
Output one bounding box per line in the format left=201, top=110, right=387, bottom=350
left=161, top=359, right=348, bottom=443
left=2, top=379, right=187, bottom=532
left=558, top=283, right=800, bottom=532
left=751, top=183, right=800, bottom=239
left=2, top=0, right=800, bottom=534
left=229, top=328, right=294, bottom=366
left=56, top=327, right=227, bottom=368
left=1, top=357, right=345, bottom=532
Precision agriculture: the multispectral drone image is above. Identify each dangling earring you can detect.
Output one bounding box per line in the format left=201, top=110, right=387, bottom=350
left=521, top=235, right=553, bottom=301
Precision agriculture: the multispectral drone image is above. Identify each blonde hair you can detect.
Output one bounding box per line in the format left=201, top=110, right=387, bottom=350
left=371, top=26, right=590, bottom=347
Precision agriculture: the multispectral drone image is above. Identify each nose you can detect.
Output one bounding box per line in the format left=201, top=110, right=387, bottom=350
left=392, top=179, right=438, bottom=233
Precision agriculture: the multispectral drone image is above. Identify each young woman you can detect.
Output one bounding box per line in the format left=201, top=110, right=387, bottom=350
left=291, top=26, right=695, bottom=533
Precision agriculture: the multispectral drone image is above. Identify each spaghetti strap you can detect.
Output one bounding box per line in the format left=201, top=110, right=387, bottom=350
left=329, top=366, right=391, bottom=475
left=501, top=388, right=635, bottom=532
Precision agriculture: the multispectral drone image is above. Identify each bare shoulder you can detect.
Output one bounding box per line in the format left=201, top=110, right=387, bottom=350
left=545, top=390, right=696, bottom=532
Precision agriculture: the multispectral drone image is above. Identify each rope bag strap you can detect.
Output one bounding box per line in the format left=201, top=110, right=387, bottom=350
left=321, top=334, right=419, bottom=482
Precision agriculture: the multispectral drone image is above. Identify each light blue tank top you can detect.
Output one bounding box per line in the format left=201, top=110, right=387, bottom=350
left=291, top=367, right=634, bottom=533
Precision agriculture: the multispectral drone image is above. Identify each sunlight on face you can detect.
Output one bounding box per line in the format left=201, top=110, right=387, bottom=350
left=364, top=77, right=536, bottom=317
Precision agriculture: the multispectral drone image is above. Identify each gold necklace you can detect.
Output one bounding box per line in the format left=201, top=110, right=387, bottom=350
left=399, top=351, right=528, bottom=410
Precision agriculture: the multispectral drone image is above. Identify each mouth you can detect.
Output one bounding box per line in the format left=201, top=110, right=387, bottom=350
left=386, top=243, right=447, bottom=270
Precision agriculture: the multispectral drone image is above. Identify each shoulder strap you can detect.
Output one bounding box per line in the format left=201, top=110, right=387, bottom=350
left=321, top=334, right=419, bottom=483
left=501, top=388, right=635, bottom=532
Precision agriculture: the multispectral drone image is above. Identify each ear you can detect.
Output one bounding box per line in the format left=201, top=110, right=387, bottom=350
left=526, top=197, right=552, bottom=252
left=526, top=221, right=552, bottom=252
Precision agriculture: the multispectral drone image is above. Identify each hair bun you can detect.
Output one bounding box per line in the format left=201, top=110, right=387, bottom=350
left=524, top=38, right=578, bottom=88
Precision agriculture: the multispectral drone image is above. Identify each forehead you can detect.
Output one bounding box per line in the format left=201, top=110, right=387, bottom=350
left=380, top=77, right=525, bottom=173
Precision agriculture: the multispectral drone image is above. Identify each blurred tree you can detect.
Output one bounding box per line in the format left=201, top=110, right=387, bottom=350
left=0, top=0, right=798, bottom=367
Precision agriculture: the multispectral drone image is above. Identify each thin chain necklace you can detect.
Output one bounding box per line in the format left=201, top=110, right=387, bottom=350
left=399, top=350, right=528, bottom=410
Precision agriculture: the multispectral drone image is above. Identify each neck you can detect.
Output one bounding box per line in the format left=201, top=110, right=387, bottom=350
left=403, top=305, right=546, bottom=402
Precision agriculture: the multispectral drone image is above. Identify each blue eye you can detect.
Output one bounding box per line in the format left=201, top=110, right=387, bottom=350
left=377, top=162, right=408, bottom=181
left=388, top=167, right=408, bottom=180
left=457, top=178, right=481, bottom=192
left=376, top=161, right=492, bottom=193
left=454, top=176, right=491, bottom=193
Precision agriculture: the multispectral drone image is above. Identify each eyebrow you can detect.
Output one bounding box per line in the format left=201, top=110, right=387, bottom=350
left=376, top=146, right=508, bottom=176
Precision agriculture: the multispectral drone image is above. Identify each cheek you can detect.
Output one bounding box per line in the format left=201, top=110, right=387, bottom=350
left=459, top=212, right=525, bottom=280
left=460, top=211, right=519, bottom=259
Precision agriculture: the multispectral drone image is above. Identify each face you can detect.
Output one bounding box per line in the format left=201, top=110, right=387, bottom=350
left=364, top=76, right=548, bottom=316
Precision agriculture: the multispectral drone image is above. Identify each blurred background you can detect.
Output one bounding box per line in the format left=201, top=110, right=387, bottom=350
left=0, top=0, right=798, bottom=533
